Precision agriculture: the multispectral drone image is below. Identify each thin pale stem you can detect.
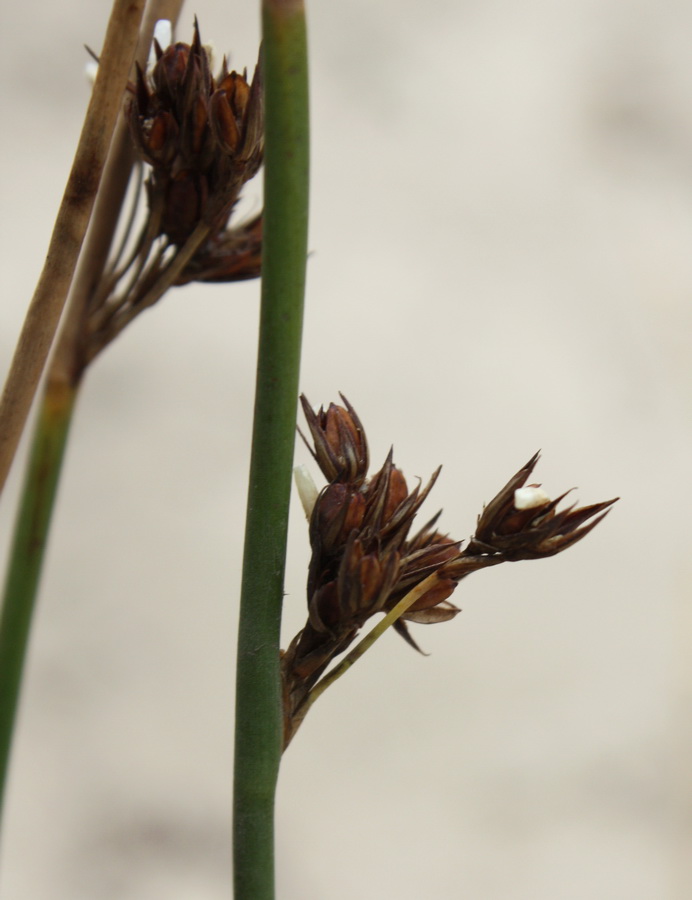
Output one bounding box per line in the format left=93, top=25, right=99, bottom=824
left=53, top=0, right=186, bottom=380
left=232, top=1, right=309, bottom=898
left=83, top=223, right=211, bottom=365
left=0, top=0, right=147, bottom=496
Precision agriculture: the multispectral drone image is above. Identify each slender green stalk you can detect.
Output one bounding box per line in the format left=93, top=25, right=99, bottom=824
left=0, top=378, right=78, bottom=827
left=233, top=2, right=309, bottom=897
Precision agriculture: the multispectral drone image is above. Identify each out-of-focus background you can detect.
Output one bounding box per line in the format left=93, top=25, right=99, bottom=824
left=0, top=1, right=688, bottom=897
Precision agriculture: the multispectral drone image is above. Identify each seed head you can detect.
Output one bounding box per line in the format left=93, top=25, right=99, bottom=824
left=308, top=482, right=366, bottom=560
left=281, top=398, right=618, bottom=747
left=129, top=19, right=263, bottom=246
left=299, top=394, right=369, bottom=486
left=449, top=452, right=618, bottom=566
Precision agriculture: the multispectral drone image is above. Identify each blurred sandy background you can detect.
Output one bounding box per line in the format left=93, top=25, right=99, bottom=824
left=0, top=1, right=689, bottom=897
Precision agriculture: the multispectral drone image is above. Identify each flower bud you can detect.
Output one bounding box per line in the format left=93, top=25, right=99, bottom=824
left=300, top=395, right=369, bottom=485
left=129, top=21, right=263, bottom=247
left=151, top=42, right=191, bottom=106
left=210, top=89, right=241, bottom=153
left=336, top=537, right=400, bottom=622
left=365, top=458, right=408, bottom=525
left=310, top=483, right=366, bottom=557
left=471, top=453, right=617, bottom=561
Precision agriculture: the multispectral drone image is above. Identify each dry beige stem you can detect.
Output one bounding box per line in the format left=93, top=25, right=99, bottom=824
left=0, top=0, right=147, bottom=495
left=53, top=0, right=187, bottom=386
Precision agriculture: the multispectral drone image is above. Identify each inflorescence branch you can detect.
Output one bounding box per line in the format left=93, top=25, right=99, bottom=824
left=79, top=19, right=264, bottom=370
left=281, top=395, right=617, bottom=748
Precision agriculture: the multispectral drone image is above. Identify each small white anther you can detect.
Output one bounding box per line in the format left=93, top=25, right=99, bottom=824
left=514, top=486, right=550, bottom=510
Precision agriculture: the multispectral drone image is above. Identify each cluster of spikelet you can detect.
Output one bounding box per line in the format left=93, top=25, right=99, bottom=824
left=281, top=396, right=617, bottom=746
left=83, top=20, right=263, bottom=363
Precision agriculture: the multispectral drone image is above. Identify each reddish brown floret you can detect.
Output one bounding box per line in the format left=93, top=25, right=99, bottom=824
left=281, top=398, right=617, bottom=748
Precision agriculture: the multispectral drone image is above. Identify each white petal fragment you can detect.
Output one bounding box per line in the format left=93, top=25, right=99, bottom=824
left=294, top=465, right=320, bottom=520
left=514, top=486, right=550, bottom=510
left=84, top=59, right=99, bottom=86
left=153, top=19, right=173, bottom=50
left=148, top=20, right=173, bottom=69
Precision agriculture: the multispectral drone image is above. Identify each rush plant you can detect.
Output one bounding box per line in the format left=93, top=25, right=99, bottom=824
left=0, top=2, right=615, bottom=898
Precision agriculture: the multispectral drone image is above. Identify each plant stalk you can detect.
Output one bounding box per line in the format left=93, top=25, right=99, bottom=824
left=55, top=0, right=187, bottom=375
left=0, top=0, right=147, bottom=498
left=0, top=377, right=78, bottom=828
left=233, top=1, right=309, bottom=897
left=0, top=0, right=186, bottom=839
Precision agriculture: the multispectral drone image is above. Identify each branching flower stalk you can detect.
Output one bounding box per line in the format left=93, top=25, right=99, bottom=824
left=281, top=396, right=618, bottom=748
left=0, top=11, right=264, bottom=834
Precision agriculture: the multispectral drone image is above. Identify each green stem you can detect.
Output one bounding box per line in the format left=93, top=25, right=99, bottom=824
left=0, top=378, right=78, bottom=829
left=233, top=2, right=309, bottom=897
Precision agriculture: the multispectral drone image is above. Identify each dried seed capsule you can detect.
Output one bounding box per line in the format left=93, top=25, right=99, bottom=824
left=128, top=20, right=263, bottom=247
left=299, top=394, right=369, bottom=485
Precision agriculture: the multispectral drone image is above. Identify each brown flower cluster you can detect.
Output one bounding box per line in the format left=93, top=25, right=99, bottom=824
left=82, top=22, right=263, bottom=363
left=129, top=18, right=262, bottom=246
left=281, top=396, right=617, bottom=747
left=173, top=213, right=261, bottom=285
